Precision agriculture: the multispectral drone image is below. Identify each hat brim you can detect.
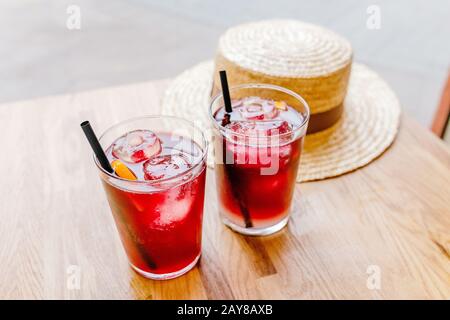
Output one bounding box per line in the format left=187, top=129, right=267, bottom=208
left=162, top=60, right=401, bottom=182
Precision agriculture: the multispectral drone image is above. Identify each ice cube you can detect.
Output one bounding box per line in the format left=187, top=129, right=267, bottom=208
left=147, top=174, right=198, bottom=229
left=272, top=120, right=291, bottom=135
left=143, top=153, right=192, bottom=181
left=261, top=100, right=280, bottom=120
left=151, top=185, right=193, bottom=228
left=112, top=130, right=161, bottom=163
left=238, top=97, right=280, bottom=120
left=238, top=101, right=264, bottom=120
left=226, top=121, right=256, bottom=136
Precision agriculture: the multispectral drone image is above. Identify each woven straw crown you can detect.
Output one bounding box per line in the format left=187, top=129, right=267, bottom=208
left=219, top=19, right=352, bottom=78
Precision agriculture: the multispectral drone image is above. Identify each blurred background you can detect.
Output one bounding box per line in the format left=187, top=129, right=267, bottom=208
left=2, top=0, right=449, bottom=130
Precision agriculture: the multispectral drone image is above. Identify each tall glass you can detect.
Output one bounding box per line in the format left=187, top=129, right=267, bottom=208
left=94, top=116, right=208, bottom=280
left=210, top=84, right=309, bottom=236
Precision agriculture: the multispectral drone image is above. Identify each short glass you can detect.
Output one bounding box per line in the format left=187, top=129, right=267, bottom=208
left=210, top=84, right=309, bottom=236
left=94, top=116, right=208, bottom=280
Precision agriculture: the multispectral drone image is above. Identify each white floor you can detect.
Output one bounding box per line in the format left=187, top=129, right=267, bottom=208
left=2, top=0, right=449, bottom=127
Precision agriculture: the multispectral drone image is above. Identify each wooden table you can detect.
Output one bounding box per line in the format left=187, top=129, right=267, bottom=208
left=0, top=79, right=449, bottom=300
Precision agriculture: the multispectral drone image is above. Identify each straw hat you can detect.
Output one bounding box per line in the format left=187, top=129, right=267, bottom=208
left=162, top=21, right=401, bottom=182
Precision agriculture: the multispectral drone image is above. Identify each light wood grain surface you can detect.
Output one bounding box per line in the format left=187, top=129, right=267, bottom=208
left=0, top=79, right=449, bottom=300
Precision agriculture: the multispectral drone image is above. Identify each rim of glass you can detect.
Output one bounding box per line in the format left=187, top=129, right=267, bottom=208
left=93, top=115, right=208, bottom=185
left=209, top=83, right=310, bottom=139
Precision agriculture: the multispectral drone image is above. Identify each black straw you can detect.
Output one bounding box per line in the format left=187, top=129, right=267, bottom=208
left=80, top=121, right=114, bottom=173
left=218, top=71, right=253, bottom=228
left=81, top=120, right=158, bottom=269
left=219, top=70, right=233, bottom=113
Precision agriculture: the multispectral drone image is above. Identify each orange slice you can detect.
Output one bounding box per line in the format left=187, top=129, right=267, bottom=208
left=111, top=160, right=137, bottom=180
left=274, top=100, right=287, bottom=111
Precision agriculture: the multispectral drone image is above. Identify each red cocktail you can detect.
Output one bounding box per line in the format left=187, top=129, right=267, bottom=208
left=210, top=84, right=309, bottom=235
left=95, top=116, right=207, bottom=279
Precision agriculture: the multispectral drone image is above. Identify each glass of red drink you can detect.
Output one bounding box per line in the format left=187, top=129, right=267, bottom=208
left=210, top=84, right=309, bottom=236
left=94, top=116, right=208, bottom=280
